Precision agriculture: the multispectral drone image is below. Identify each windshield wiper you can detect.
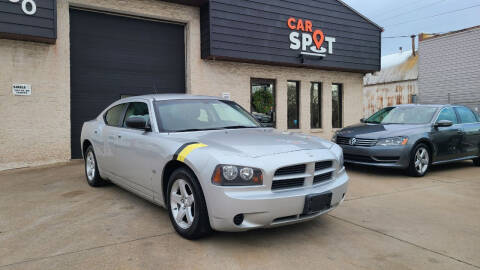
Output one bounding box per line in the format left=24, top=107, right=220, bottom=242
left=220, top=125, right=259, bottom=129
left=174, top=128, right=223, bottom=133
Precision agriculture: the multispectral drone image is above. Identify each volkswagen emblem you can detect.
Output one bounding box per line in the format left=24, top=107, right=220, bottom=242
left=349, top=138, right=357, bottom=146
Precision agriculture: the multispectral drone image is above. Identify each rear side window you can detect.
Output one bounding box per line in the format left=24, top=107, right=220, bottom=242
left=437, top=108, right=458, bottom=124
left=455, top=107, right=478, bottom=124
left=123, top=102, right=150, bottom=128
left=104, top=104, right=127, bottom=127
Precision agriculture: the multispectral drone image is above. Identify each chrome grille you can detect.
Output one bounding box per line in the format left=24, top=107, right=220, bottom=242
left=337, top=136, right=377, bottom=147
left=274, top=164, right=306, bottom=176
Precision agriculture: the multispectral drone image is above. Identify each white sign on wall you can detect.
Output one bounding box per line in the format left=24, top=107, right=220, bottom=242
left=12, top=84, right=32, bottom=96
left=222, top=92, right=231, bottom=100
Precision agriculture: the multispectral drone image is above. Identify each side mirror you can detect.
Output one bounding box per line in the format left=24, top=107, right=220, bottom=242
left=434, top=120, right=453, bottom=128
left=125, top=116, right=151, bottom=131
left=360, top=118, right=366, bottom=123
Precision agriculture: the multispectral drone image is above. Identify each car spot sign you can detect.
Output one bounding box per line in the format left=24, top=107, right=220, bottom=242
left=287, top=17, right=336, bottom=58
left=12, top=84, right=32, bottom=96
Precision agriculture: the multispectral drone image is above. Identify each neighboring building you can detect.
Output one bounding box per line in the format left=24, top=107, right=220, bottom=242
left=418, top=26, right=480, bottom=112
left=0, top=0, right=382, bottom=170
left=363, top=50, right=418, bottom=117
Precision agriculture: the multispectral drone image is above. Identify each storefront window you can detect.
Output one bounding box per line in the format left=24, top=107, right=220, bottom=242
left=332, top=83, right=343, bottom=128
left=288, top=81, right=300, bottom=129
left=251, top=78, right=276, bottom=127
left=311, top=82, right=322, bottom=129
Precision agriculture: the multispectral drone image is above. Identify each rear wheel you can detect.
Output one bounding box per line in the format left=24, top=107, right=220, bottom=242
left=407, top=144, right=430, bottom=177
left=84, top=146, right=107, bottom=187
left=166, top=168, right=212, bottom=239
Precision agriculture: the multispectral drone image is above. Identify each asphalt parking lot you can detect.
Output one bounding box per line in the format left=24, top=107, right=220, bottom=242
left=0, top=161, right=479, bottom=270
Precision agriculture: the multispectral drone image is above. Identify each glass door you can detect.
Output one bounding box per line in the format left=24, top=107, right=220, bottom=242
left=251, top=78, right=276, bottom=127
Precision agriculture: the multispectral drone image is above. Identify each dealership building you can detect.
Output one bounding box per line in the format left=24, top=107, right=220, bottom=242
left=0, top=0, right=381, bottom=170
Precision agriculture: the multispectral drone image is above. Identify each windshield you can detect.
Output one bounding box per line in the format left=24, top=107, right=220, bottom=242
left=366, top=106, right=438, bottom=124
left=154, top=99, right=261, bottom=132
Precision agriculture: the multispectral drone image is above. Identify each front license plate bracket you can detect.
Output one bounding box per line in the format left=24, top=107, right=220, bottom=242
left=303, top=192, right=332, bottom=215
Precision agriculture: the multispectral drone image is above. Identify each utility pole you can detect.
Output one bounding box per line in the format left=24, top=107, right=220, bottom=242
left=411, top=35, right=416, bottom=56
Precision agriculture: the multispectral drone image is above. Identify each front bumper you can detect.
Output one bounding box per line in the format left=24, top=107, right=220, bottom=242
left=208, top=168, right=349, bottom=232
left=340, top=144, right=410, bottom=168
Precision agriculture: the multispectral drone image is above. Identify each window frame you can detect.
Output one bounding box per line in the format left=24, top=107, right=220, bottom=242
left=310, top=81, right=322, bottom=129
left=287, top=80, right=301, bottom=129
left=121, top=101, right=152, bottom=130
left=434, top=106, right=459, bottom=125
left=250, top=78, right=277, bottom=128
left=103, top=103, right=129, bottom=127
left=454, top=106, right=480, bottom=124
left=331, top=83, right=343, bottom=129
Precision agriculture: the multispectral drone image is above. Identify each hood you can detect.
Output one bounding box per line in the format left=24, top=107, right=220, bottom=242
left=172, top=128, right=332, bottom=158
left=337, top=123, right=429, bottom=139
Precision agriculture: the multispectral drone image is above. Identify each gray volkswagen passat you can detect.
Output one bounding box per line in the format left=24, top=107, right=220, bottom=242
left=81, top=94, right=348, bottom=239
left=333, top=104, right=480, bottom=177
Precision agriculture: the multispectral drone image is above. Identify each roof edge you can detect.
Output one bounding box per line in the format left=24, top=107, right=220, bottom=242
left=419, top=25, right=480, bottom=41
left=336, top=0, right=384, bottom=31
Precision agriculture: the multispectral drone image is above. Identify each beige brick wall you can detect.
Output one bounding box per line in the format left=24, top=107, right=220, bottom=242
left=0, top=0, right=363, bottom=170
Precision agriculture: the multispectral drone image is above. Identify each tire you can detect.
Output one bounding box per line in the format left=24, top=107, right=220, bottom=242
left=407, top=143, right=431, bottom=177
left=474, top=158, right=480, bottom=166
left=84, top=145, right=107, bottom=187
left=166, top=167, right=212, bottom=240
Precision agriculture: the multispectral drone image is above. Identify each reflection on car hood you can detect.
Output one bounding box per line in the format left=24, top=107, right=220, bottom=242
left=172, top=128, right=332, bottom=158
left=337, top=123, right=430, bottom=139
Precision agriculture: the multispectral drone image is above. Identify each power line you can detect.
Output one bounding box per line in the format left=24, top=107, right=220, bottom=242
left=382, top=35, right=412, bottom=39
left=380, top=0, right=447, bottom=23
left=386, top=3, right=480, bottom=28
left=369, top=0, right=424, bottom=18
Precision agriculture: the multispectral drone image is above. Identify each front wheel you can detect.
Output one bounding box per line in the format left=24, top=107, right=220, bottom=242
left=166, top=168, right=212, bottom=239
left=407, top=144, right=431, bottom=177
left=84, top=146, right=107, bottom=187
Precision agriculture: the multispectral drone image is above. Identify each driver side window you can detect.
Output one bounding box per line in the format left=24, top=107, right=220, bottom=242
left=123, top=102, right=150, bottom=129
left=437, top=108, right=458, bottom=124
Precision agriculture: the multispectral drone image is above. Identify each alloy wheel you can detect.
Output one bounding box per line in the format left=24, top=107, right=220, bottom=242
left=414, top=147, right=429, bottom=175
left=170, top=179, right=195, bottom=229
left=86, top=151, right=96, bottom=181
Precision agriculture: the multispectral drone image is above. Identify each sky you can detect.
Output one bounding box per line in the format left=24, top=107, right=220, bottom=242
left=342, top=0, right=480, bottom=56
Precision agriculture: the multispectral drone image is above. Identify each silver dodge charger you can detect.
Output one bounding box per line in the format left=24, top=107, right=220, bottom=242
left=81, top=94, right=348, bottom=239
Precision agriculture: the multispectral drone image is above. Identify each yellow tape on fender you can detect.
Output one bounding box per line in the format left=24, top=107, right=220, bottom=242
left=176, top=143, right=208, bottom=162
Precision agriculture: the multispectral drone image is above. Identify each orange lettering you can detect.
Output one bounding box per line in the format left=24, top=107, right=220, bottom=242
left=313, top=29, right=325, bottom=49
left=305, top=20, right=313, bottom=32
left=297, top=19, right=304, bottom=31
left=287, top=17, right=296, bottom=30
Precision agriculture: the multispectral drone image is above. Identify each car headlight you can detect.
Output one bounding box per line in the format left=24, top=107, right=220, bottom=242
left=376, top=136, right=408, bottom=146
left=212, top=165, right=263, bottom=186
left=331, top=131, right=339, bottom=142
left=329, top=143, right=344, bottom=169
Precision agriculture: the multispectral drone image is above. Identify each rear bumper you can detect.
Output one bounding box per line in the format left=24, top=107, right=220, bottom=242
left=340, top=144, right=411, bottom=169
left=208, top=169, right=349, bottom=232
